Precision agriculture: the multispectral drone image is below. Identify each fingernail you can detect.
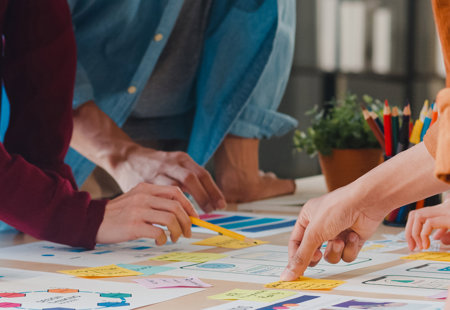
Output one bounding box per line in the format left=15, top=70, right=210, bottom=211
left=349, top=233, right=358, bottom=243
left=280, top=268, right=296, bottom=281
left=333, top=242, right=343, bottom=252
left=217, top=200, right=227, bottom=209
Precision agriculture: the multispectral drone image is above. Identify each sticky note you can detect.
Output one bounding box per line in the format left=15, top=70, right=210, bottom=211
left=116, top=264, right=175, bottom=275
left=401, top=252, right=450, bottom=262
left=208, top=289, right=296, bottom=302
left=265, top=277, right=345, bottom=290
left=59, top=264, right=142, bottom=278
left=134, top=277, right=212, bottom=289
left=149, top=252, right=226, bottom=263
left=192, top=235, right=268, bottom=249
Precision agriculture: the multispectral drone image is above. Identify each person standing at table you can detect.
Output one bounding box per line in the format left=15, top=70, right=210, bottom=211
left=65, top=0, right=298, bottom=209
left=0, top=0, right=197, bottom=249
left=282, top=0, right=450, bottom=307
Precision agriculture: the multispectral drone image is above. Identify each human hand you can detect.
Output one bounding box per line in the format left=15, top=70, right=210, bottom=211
left=281, top=186, right=385, bottom=281
left=111, top=145, right=226, bottom=213
left=96, top=183, right=198, bottom=245
left=405, top=201, right=450, bottom=250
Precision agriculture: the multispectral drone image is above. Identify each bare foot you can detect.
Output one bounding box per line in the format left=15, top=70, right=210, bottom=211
left=214, top=135, right=296, bottom=203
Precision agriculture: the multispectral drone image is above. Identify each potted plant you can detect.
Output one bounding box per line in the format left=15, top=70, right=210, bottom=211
left=293, top=93, right=383, bottom=191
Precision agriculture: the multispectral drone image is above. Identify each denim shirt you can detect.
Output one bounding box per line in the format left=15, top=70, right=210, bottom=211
left=65, top=0, right=298, bottom=186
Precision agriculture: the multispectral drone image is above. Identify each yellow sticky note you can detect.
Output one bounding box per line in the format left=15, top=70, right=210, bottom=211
left=59, top=264, right=143, bottom=278
left=208, top=289, right=296, bottom=302
left=149, top=252, right=226, bottom=263
left=192, top=235, right=268, bottom=249
left=265, top=277, right=345, bottom=290
left=401, top=252, right=450, bottom=262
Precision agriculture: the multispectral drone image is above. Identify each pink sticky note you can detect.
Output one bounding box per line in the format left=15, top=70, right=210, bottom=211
left=134, top=277, right=212, bottom=289
left=429, top=291, right=448, bottom=299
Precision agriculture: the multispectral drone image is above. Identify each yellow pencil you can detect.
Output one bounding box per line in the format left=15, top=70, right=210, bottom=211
left=190, top=216, right=257, bottom=244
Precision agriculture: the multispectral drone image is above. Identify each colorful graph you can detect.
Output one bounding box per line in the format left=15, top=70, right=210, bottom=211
left=0, top=288, right=132, bottom=309
left=193, top=212, right=297, bottom=237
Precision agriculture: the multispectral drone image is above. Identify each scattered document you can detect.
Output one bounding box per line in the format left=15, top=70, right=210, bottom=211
left=208, top=289, right=296, bottom=303
left=0, top=276, right=204, bottom=309
left=116, top=264, right=174, bottom=276
left=134, top=277, right=211, bottom=289
left=149, top=252, right=226, bottom=263
left=158, top=245, right=402, bottom=284
left=0, top=267, right=64, bottom=282
left=339, top=260, right=450, bottom=297
left=193, top=212, right=297, bottom=238
left=429, top=290, right=448, bottom=300
left=0, top=238, right=212, bottom=267
left=192, top=235, right=268, bottom=249
left=265, top=277, right=345, bottom=290
left=59, top=264, right=143, bottom=278
left=205, top=292, right=445, bottom=310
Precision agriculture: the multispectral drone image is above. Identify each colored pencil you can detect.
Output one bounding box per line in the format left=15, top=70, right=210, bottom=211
left=369, top=111, right=384, bottom=134
left=415, top=199, right=425, bottom=210
left=430, top=103, right=438, bottom=126
left=409, top=103, right=426, bottom=145
left=397, top=105, right=411, bottom=153
left=383, top=100, right=393, bottom=157
left=387, top=208, right=400, bottom=222
left=190, top=216, right=257, bottom=243
left=362, top=106, right=385, bottom=150
left=391, top=107, right=399, bottom=156
left=420, top=108, right=433, bottom=141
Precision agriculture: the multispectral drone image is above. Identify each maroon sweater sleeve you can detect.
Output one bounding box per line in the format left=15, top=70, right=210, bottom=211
left=0, top=0, right=106, bottom=248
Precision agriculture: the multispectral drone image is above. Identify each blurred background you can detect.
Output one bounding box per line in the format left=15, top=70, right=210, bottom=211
left=260, top=0, right=446, bottom=179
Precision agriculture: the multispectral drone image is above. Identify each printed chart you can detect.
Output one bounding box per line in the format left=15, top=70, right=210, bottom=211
left=160, top=245, right=401, bottom=284
left=205, top=292, right=444, bottom=310
left=0, top=277, right=203, bottom=310
left=341, top=260, right=450, bottom=297
left=193, top=212, right=297, bottom=238
left=0, top=238, right=212, bottom=267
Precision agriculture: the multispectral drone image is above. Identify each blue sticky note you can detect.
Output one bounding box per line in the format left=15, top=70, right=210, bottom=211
left=116, top=264, right=174, bottom=276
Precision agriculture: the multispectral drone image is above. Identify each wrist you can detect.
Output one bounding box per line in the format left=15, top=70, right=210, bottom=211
left=98, top=139, right=139, bottom=178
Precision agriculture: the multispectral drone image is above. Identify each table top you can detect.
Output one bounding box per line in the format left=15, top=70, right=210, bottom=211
left=0, top=175, right=442, bottom=309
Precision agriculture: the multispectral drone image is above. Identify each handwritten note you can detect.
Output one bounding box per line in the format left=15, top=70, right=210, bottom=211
left=192, top=235, right=268, bottom=249
left=265, top=277, right=345, bottom=290
left=59, top=264, right=142, bottom=278
left=116, top=264, right=175, bottom=276
left=134, top=277, right=212, bottom=289
left=401, top=252, right=450, bottom=262
left=149, top=252, right=226, bottom=263
left=208, top=289, right=296, bottom=302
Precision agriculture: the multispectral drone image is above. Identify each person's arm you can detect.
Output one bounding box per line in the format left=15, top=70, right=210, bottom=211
left=0, top=0, right=104, bottom=248
left=71, top=101, right=226, bottom=212
left=282, top=143, right=450, bottom=281
left=1, top=0, right=198, bottom=249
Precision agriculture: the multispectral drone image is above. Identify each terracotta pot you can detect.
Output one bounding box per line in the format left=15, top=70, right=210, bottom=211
left=318, top=148, right=382, bottom=192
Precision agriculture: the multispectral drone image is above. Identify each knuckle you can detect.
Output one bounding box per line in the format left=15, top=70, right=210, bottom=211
left=290, top=254, right=305, bottom=267
left=436, top=88, right=450, bottom=104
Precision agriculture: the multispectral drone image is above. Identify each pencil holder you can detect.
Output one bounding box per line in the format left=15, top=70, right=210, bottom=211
left=383, top=194, right=441, bottom=227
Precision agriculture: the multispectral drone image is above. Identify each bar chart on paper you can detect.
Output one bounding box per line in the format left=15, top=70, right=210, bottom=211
left=192, top=212, right=297, bottom=238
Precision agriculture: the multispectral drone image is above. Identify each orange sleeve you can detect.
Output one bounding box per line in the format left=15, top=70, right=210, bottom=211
left=432, top=0, right=450, bottom=88
left=431, top=1, right=450, bottom=183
